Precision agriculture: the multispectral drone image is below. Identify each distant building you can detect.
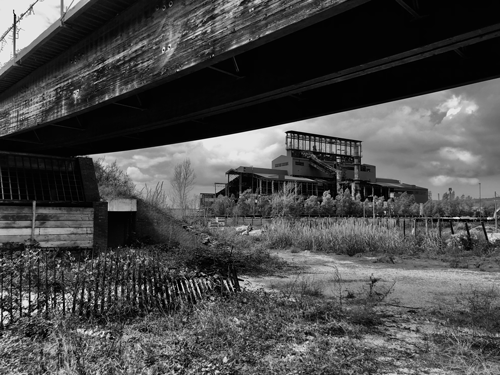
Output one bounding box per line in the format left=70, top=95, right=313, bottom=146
left=199, top=193, right=217, bottom=209
left=202, top=130, right=428, bottom=204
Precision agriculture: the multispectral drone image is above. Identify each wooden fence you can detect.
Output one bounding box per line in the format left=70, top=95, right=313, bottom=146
left=0, top=247, right=240, bottom=328
left=208, top=215, right=494, bottom=240
left=0, top=204, right=94, bottom=248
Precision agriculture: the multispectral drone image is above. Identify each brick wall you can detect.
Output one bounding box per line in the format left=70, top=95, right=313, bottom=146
left=93, top=201, right=108, bottom=250
left=78, top=157, right=100, bottom=202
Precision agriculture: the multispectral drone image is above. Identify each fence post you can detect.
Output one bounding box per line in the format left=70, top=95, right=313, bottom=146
left=481, top=221, right=490, bottom=244
left=464, top=222, right=472, bottom=249
left=450, top=220, right=454, bottom=235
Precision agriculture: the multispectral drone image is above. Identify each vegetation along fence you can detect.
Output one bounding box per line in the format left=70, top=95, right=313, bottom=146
left=209, top=215, right=495, bottom=239
left=0, top=247, right=240, bottom=328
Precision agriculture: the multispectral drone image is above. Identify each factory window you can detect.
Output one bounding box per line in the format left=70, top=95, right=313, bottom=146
left=275, top=162, right=289, bottom=167
left=295, top=161, right=304, bottom=166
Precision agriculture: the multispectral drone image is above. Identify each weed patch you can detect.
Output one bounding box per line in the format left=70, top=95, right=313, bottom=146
left=0, top=290, right=381, bottom=374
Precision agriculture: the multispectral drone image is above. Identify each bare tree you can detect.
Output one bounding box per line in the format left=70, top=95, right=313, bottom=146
left=170, top=159, right=196, bottom=216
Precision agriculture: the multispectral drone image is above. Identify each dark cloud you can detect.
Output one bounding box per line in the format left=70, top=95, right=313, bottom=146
left=428, top=109, right=447, bottom=125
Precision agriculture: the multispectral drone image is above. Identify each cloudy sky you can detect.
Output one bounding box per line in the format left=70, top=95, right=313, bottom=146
left=1, top=0, right=499, bottom=203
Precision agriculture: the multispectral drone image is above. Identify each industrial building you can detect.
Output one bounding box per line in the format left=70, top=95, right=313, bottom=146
left=202, top=131, right=427, bottom=206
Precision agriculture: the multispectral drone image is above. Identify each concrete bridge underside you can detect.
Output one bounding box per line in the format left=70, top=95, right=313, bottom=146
left=1, top=0, right=500, bottom=156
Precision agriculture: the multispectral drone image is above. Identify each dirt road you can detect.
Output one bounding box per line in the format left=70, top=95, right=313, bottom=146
left=244, top=250, right=500, bottom=308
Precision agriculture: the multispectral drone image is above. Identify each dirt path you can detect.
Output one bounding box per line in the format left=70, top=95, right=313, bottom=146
left=243, top=250, right=500, bottom=309
left=240, top=250, right=500, bottom=374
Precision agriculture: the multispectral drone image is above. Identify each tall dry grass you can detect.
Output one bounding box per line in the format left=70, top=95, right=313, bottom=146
left=263, top=218, right=444, bottom=255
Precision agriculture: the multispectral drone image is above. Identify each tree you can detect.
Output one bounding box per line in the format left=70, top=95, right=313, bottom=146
left=304, top=195, right=320, bottom=215
left=441, top=188, right=460, bottom=216
left=93, top=158, right=136, bottom=200
left=336, top=188, right=356, bottom=216
left=257, top=195, right=272, bottom=217
left=320, top=190, right=336, bottom=216
left=270, top=182, right=304, bottom=218
left=393, top=192, right=415, bottom=216
left=170, top=159, right=196, bottom=216
left=211, top=194, right=234, bottom=216
left=235, top=189, right=253, bottom=216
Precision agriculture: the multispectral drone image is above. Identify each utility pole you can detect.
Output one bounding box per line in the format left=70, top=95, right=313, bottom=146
left=13, top=11, right=16, bottom=59
left=495, top=191, right=498, bottom=231
left=372, top=186, right=375, bottom=220
left=479, top=182, right=482, bottom=217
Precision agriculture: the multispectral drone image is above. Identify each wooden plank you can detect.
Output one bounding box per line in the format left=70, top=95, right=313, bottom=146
left=36, top=207, right=94, bottom=214
left=38, top=228, right=93, bottom=235
left=0, top=0, right=363, bottom=136
left=35, top=220, right=93, bottom=228
left=0, top=227, right=93, bottom=236
left=37, top=241, right=93, bottom=248
left=0, top=206, right=93, bottom=214
left=0, top=206, right=94, bottom=215
left=0, top=221, right=32, bottom=228
left=36, top=234, right=92, bottom=242
left=0, top=214, right=93, bottom=221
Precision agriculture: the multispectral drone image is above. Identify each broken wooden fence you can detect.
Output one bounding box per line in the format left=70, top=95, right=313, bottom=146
left=0, top=247, right=240, bottom=328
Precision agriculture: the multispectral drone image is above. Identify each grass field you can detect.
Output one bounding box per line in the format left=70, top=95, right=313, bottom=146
left=1, top=219, right=500, bottom=374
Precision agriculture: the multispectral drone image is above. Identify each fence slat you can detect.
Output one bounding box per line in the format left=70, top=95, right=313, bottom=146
left=52, top=256, right=57, bottom=311
left=61, top=266, right=66, bottom=316
left=132, top=258, right=137, bottom=308
left=27, top=251, right=31, bottom=317
left=93, top=250, right=101, bottom=315
left=100, top=249, right=107, bottom=315
left=79, top=259, right=86, bottom=316
left=19, top=252, right=23, bottom=320
left=119, top=254, right=126, bottom=306
left=125, top=257, right=131, bottom=305
left=0, top=248, right=240, bottom=328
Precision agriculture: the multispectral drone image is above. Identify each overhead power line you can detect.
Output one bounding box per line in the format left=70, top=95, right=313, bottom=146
left=0, top=0, right=42, bottom=54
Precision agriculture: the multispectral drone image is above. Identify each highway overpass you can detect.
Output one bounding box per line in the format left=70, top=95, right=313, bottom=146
left=0, top=0, right=500, bottom=155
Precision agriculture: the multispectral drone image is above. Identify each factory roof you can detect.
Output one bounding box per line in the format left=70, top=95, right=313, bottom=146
left=285, top=130, right=361, bottom=144
left=371, top=180, right=427, bottom=191
left=255, top=173, right=316, bottom=183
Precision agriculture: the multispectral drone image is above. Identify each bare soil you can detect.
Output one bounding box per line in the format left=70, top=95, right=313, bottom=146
left=244, top=250, right=500, bottom=309
left=242, top=250, right=500, bottom=374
